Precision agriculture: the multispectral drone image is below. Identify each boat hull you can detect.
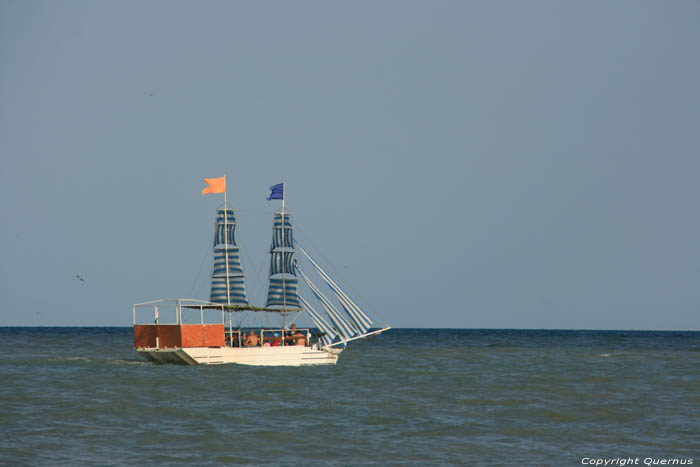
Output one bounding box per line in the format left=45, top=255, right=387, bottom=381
left=136, top=345, right=341, bottom=366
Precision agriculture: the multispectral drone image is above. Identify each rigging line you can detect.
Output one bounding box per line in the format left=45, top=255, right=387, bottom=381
left=293, top=226, right=354, bottom=290
left=299, top=296, right=335, bottom=337
left=233, top=210, right=267, bottom=308
left=231, top=211, right=252, bottom=301
left=299, top=268, right=355, bottom=339
left=250, top=253, right=268, bottom=308
left=236, top=310, right=249, bottom=330
left=293, top=227, right=390, bottom=326
left=187, top=228, right=214, bottom=299
left=296, top=249, right=332, bottom=330
left=236, top=209, right=268, bottom=307
left=286, top=313, right=300, bottom=329
left=303, top=254, right=372, bottom=332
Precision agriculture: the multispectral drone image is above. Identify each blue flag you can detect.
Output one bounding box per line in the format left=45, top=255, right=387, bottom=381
left=267, top=183, right=284, bottom=200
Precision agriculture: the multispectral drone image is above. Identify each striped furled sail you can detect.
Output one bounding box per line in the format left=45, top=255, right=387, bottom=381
left=210, top=208, right=248, bottom=305
left=271, top=215, right=294, bottom=249
left=299, top=269, right=356, bottom=340
left=297, top=244, right=373, bottom=334
left=266, top=278, right=301, bottom=308
left=321, top=276, right=372, bottom=334
left=300, top=296, right=337, bottom=347
left=269, top=251, right=297, bottom=275
left=265, top=212, right=301, bottom=309
left=211, top=276, right=247, bottom=304
left=212, top=250, right=244, bottom=276
left=273, top=213, right=292, bottom=229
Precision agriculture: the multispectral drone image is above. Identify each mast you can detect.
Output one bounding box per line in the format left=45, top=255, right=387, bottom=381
left=265, top=182, right=300, bottom=315
left=281, top=181, right=286, bottom=326
left=209, top=201, right=248, bottom=307
left=223, top=174, right=232, bottom=339
left=224, top=174, right=230, bottom=307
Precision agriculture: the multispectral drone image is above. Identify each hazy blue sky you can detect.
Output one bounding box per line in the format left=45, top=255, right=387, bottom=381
left=1, top=0, right=699, bottom=329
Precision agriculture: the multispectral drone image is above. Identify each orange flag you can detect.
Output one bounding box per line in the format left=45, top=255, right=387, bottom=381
left=202, top=176, right=226, bottom=195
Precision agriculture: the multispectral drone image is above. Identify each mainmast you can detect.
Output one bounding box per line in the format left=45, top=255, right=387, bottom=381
left=281, top=182, right=286, bottom=317
left=266, top=183, right=300, bottom=320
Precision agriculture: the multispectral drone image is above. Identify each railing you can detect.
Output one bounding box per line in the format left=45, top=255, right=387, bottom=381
left=133, top=301, right=320, bottom=350
left=133, top=299, right=226, bottom=326
left=224, top=328, right=311, bottom=348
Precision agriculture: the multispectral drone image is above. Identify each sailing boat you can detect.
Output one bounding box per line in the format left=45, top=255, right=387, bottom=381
left=133, top=178, right=390, bottom=366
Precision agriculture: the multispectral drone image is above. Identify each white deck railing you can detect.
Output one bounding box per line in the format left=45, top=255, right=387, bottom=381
left=133, top=299, right=226, bottom=326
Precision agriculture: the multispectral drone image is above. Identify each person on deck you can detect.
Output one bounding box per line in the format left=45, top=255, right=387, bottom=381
left=271, top=333, right=281, bottom=346
left=293, top=331, right=306, bottom=346
left=285, top=324, right=298, bottom=345
left=244, top=331, right=260, bottom=347
left=285, top=325, right=306, bottom=346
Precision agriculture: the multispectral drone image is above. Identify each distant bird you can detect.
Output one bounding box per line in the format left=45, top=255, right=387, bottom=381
left=75, top=274, right=85, bottom=282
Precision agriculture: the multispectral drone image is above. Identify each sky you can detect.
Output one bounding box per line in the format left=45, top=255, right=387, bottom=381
left=1, top=0, right=699, bottom=329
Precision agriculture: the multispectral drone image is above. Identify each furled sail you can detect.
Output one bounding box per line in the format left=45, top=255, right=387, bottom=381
left=297, top=244, right=373, bottom=334
left=265, top=212, right=301, bottom=309
left=210, top=208, right=248, bottom=305
left=266, top=278, right=300, bottom=307
left=269, top=251, right=297, bottom=275
left=271, top=214, right=294, bottom=249
left=299, top=269, right=356, bottom=340
left=300, top=296, right=337, bottom=347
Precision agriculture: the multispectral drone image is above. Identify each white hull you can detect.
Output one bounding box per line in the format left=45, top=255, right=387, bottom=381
left=137, top=345, right=342, bottom=366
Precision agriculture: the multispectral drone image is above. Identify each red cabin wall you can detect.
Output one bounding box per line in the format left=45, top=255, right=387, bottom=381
left=155, top=325, right=182, bottom=348
left=180, top=324, right=225, bottom=347
left=134, top=324, right=157, bottom=348
left=133, top=324, right=224, bottom=348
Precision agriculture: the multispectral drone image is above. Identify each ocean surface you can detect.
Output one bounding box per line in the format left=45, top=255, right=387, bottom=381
left=0, top=328, right=697, bottom=466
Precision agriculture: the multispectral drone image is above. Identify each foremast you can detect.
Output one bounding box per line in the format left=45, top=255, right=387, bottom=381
left=201, top=175, right=249, bottom=307
left=210, top=208, right=248, bottom=306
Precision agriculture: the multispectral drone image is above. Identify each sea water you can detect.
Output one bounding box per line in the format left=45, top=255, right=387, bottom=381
left=0, top=328, right=697, bottom=466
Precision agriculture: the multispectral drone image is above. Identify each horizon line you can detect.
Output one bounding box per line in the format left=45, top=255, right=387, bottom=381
left=0, top=325, right=698, bottom=332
